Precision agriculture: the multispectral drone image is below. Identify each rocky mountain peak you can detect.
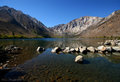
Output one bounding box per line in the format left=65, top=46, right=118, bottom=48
left=51, top=16, right=103, bottom=35
left=0, top=6, right=9, bottom=10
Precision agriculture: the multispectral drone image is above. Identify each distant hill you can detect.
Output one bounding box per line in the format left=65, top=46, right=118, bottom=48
left=0, top=6, right=50, bottom=38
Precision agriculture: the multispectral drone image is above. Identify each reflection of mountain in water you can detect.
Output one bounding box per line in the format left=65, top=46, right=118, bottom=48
left=0, top=38, right=120, bottom=67
left=1, top=38, right=120, bottom=81
left=37, top=38, right=106, bottom=48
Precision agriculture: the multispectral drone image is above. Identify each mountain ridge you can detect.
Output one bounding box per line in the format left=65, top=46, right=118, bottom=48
left=0, top=6, right=120, bottom=38
left=0, top=6, right=51, bottom=38
left=51, top=10, right=120, bottom=37
left=51, top=16, right=103, bottom=36
left=79, top=10, right=120, bottom=37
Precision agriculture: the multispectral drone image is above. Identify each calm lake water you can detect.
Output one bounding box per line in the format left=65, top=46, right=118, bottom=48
left=1, top=38, right=120, bottom=82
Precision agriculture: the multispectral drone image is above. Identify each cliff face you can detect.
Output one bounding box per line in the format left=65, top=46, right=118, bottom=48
left=0, top=6, right=50, bottom=38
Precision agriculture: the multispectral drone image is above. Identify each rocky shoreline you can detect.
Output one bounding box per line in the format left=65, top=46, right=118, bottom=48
left=51, top=40, right=120, bottom=54
left=0, top=45, right=22, bottom=81
left=1, top=39, right=120, bottom=80
left=37, top=40, right=120, bottom=63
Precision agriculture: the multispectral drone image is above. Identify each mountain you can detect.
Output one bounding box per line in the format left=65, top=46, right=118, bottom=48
left=80, top=10, right=120, bottom=37
left=51, top=10, right=120, bottom=38
left=0, top=6, right=50, bottom=38
left=51, top=16, right=103, bottom=36
left=0, top=6, right=119, bottom=38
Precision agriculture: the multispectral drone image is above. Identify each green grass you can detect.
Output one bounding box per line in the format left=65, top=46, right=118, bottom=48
left=0, top=35, right=27, bottom=39
left=1, top=34, right=120, bottom=39
left=0, top=34, right=46, bottom=39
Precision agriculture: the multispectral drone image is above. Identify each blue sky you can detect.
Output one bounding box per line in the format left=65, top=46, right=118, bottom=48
left=0, top=0, right=120, bottom=27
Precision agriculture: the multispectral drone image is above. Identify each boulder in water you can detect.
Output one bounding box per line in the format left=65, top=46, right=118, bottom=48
left=75, top=55, right=83, bottom=63
left=79, top=46, right=87, bottom=54
left=87, top=46, right=96, bottom=53
left=51, top=47, right=62, bottom=53
left=37, top=47, right=45, bottom=52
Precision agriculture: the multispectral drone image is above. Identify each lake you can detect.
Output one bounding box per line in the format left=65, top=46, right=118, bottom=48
left=1, top=38, right=120, bottom=82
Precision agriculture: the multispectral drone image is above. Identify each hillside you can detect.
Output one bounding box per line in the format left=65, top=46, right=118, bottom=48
left=80, top=10, right=120, bottom=38
left=0, top=6, right=120, bottom=38
left=0, top=6, right=50, bottom=38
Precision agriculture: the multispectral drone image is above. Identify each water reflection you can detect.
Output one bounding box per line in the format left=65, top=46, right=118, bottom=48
left=0, top=38, right=120, bottom=81
left=0, top=38, right=120, bottom=67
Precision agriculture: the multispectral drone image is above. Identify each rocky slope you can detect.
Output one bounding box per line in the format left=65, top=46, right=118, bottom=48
left=0, top=6, right=50, bottom=38
left=51, top=16, right=103, bottom=36
left=80, top=10, right=120, bottom=37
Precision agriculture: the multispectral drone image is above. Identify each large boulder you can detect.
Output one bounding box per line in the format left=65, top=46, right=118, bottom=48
left=104, top=40, right=117, bottom=46
left=117, top=43, right=120, bottom=46
left=111, top=41, right=116, bottom=46
left=74, top=47, right=80, bottom=52
left=69, top=48, right=75, bottom=52
left=63, top=47, right=70, bottom=53
left=37, top=47, right=45, bottom=52
left=51, top=47, right=62, bottom=53
left=87, top=46, right=96, bottom=53
left=79, top=46, right=87, bottom=54
left=75, top=55, right=83, bottom=63
left=97, top=46, right=106, bottom=52
left=104, top=41, right=111, bottom=45
left=112, top=46, right=120, bottom=52
left=105, top=46, right=113, bottom=53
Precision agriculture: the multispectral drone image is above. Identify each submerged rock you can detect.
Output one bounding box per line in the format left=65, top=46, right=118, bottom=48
left=75, top=55, right=83, bottom=63
left=5, top=45, right=22, bottom=54
left=37, top=47, right=45, bottom=52
left=51, top=47, right=62, bottom=53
